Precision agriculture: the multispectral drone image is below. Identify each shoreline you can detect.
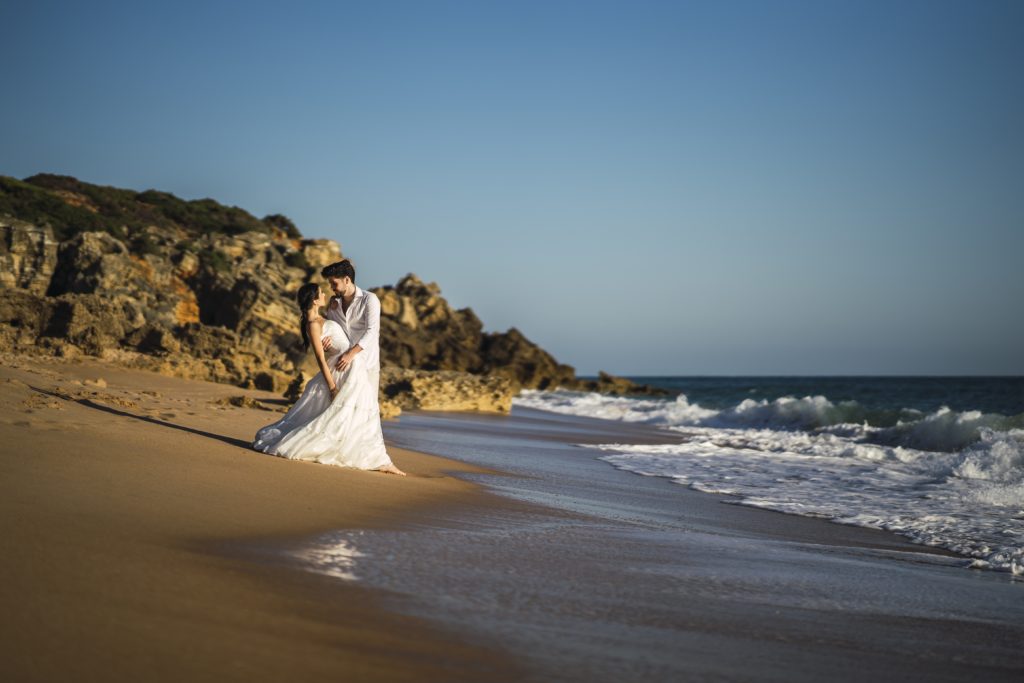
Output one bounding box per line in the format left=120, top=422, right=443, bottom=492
left=372, top=408, right=1024, bottom=681
left=395, top=407, right=962, bottom=558
left=0, top=355, right=526, bottom=682
left=3, top=355, right=1021, bottom=681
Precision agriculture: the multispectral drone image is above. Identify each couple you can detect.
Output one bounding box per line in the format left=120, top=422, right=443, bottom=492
left=252, top=259, right=406, bottom=475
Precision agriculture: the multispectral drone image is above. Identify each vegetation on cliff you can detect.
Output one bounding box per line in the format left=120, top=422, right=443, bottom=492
left=0, top=174, right=290, bottom=241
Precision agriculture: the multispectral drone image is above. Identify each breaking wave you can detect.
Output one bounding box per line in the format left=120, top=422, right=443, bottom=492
left=514, top=390, right=1024, bottom=452
left=513, top=389, right=1024, bottom=574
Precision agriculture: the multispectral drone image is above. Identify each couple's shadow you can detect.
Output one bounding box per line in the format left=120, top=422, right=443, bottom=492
left=33, top=386, right=253, bottom=450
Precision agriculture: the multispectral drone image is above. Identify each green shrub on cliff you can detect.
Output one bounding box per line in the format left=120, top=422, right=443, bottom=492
left=198, top=247, right=232, bottom=273
left=263, top=213, right=302, bottom=239
left=284, top=250, right=310, bottom=271
left=0, top=175, right=127, bottom=240
left=0, top=173, right=298, bottom=242
left=130, top=233, right=161, bottom=256
left=135, top=190, right=268, bottom=236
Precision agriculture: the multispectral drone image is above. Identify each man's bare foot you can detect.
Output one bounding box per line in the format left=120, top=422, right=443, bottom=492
left=378, top=463, right=406, bottom=476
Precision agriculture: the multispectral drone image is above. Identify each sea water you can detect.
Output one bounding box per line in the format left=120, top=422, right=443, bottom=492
left=514, top=377, right=1024, bottom=574
left=283, top=405, right=1024, bottom=681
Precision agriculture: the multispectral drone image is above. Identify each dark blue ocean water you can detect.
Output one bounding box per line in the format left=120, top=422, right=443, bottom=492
left=626, top=376, right=1024, bottom=423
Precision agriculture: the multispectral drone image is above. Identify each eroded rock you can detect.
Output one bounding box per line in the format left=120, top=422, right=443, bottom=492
left=561, top=371, right=669, bottom=396
left=380, top=367, right=514, bottom=413
left=0, top=218, right=58, bottom=295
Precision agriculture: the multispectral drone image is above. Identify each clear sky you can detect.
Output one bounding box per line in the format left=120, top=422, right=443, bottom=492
left=3, top=0, right=1022, bottom=375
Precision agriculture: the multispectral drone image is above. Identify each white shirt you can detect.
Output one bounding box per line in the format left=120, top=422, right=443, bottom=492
left=326, top=286, right=381, bottom=372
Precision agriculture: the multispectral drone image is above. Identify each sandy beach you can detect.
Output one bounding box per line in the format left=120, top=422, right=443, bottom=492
left=0, top=355, right=523, bottom=682
left=3, top=355, right=1023, bottom=682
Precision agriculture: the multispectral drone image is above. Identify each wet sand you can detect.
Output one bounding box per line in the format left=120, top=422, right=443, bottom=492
left=0, top=355, right=524, bottom=682
left=3, top=354, right=1023, bottom=682
left=364, top=409, right=1024, bottom=682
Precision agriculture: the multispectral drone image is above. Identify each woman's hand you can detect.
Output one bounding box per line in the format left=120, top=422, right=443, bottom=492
left=335, top=349, right=357, bottom=371
left=329, top=383, right=339, bottom=400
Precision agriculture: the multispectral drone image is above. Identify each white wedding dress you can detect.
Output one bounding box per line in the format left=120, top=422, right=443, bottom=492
left=253, top=319, right=394, bottom=470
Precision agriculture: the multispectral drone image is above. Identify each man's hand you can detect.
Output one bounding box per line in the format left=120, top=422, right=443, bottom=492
left=335, top=349, right=356, bottom=371
left=322, top=336, right=333, bottom=352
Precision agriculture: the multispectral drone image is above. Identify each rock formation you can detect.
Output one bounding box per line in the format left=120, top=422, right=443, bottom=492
left=0, top=172, right=665, bottom=417
left=372, top=274, right=577, bottom=390
left=561, top=371, right=667, bottom=396
left=380, top=367, right=514, bottom=413
left=1, top=216, right=57, bottom=295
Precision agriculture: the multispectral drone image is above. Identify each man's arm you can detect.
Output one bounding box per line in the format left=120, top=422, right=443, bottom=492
left=348, top=293, right=380, bottom=353
left=335, top=294, right=380, bottom=370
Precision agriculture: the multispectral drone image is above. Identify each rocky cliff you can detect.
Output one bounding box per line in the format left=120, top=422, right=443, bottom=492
left=373, top=274, right=578, bottom=390
left=1, top=173, right=665, bottom=414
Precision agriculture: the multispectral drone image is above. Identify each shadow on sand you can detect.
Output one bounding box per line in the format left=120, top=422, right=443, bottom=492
left=32, top=386, right=254, bottom=451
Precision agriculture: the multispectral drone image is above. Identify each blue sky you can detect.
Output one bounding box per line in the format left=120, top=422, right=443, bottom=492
left=3, top=0, right=1022, bottom=375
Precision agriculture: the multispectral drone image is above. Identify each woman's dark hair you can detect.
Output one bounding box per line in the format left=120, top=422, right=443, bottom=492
left=296, top=283, right=321, bottom=350
left=321, top=259, right=355, bottom=283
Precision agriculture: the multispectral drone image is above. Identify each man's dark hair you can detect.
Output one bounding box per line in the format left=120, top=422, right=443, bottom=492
left=321, top=259, right=355, bottom=283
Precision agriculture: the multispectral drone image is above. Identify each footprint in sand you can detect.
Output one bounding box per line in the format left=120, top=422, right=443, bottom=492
left=36, top=420, right=81, bottom=431
left=20, top=395, right=65, bottom=411
left=87, top=393, right=138, bottom=409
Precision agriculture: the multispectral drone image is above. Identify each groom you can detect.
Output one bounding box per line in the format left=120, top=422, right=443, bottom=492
left=320, top=259, right=381, bottom=390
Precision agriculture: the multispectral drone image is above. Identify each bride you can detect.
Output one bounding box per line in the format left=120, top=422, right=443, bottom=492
left=253, top=283, right=406, bottom=475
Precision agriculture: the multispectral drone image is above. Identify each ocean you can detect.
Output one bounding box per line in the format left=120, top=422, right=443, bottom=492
left=281, top=399, right=1024, bottom=681
left=515, top=376, right=1024, bottom=574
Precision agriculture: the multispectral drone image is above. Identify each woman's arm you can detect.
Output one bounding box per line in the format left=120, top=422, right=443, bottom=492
left=308, top=320, right=338, bottom=397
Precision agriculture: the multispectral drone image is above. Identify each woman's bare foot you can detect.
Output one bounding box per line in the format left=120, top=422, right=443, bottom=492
left=377, top=463, right=406, bottom=476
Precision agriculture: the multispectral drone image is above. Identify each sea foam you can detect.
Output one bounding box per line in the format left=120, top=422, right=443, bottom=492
left=515, top=389, right=1023, bottom=452
left=514, top=389, right=1024, bottom=574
